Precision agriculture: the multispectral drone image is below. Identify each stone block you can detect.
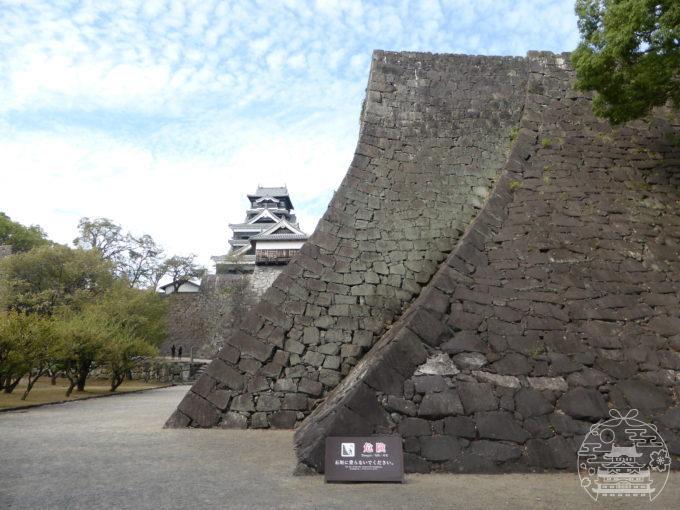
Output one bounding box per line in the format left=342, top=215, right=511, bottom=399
left=178, top=392, right=219, bottom=428
left=283, top=393, right=308, bottom=411
left=557, top=388, right=609, bottom=420
left=319, top=369, right=341, bottom=387
left=457, top=383, right=498, bottom=414
left=398, top=417, right=431, bottom=437
left=251, top=412, right=269, bottom=429
left=270, top=410, right=298, bottom=429
left=298, top=378, right=323, bottom=396
left=443, top=416, right=476, bottom=439
left=413, top=375, right=447, bottom=393
left=476, top=411, right=530, bottom=443
left=302, top=350, right=325, bottom=367
left=274, top=378, right=297, bottom=392
left=229, top=333, right=274, bottom=362
left=206, top=360, right=245, bottom=391
left=420, top=436, right=460, bottom=461
left=231, top=394, right=255, bottom=412
left=418, top=391, right=464, bottom=418
left=220, top=412, right=247, bottom=429
left=284, top=339, right=305, bottom=355
left=515, top=388, right=553, bottom=418
left=385, top=396, right=417, bottom=416
left=206, top=389, right=231, bottom=411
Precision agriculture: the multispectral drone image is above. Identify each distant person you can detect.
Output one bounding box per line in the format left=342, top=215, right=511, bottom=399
left=171, top=345, right=176, bottom=359
left=178, top=346, right=183, bottom=359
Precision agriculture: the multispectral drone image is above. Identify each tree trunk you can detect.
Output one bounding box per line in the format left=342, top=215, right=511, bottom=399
left=65, top=379, right=76, bottom=397
left=4, top=376, right=22, bottom=394
left=76, top=361, right=91, bottom=391
left=110, top=373, right=125, bottom=392
left=50, top=370, right=57, bottom=385
left=21, top=369, right=45, bottom=401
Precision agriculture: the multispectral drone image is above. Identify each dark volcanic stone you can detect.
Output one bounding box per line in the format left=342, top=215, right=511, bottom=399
left=398, top=417, right=432, bottom=437
left=418, top=391, right=464, bottom=418
left=566, top=368, right=608, bottom=388
left=420, top=436, right=461, bottom=461
left=440, top=332, right=485, bottom=354
left=270, top=410, right=297, bottom=428
left=659, top=407, right=680, bottom=430
left=385, top=396, right=417, bottom=416
left=525, top=436, right=574, bottom=469
left=515, top=388, right=553, bottom=418
left=206, top=359, right=245, bottom=391
left=476, top=411, right=530, bottom=443
left=282, top=394, right=308, bottom=410
left=178, top=392, right=219, bottom=428
left=614, top=379, right=670, bottom=413
left=220, top=412, right=247, bottom=429
left=298, top=378, right=323, bottom=396
left=491, top=353, right=531, bottom=375
left=457, top=382, right=498, bottom=414
left=413, top=375, right=447, bottom=393
left=467, top=440, right=522, bottom=463
left=443, top=416, right=477, bottom=439
left=557, top=388, right=609, bottom=420
left=549, top=413, right=590, bottom=436
left=404, top=453, right=431, bottom=473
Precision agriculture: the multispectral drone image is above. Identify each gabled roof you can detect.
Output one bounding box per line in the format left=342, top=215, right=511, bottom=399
left=247, top=208, right=282, bottom=225
left=250, top=218, right=306, bottom=240
left=158, top=279, right=201, bottom=290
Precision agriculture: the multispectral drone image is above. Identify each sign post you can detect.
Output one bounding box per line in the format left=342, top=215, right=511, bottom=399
left=324, top=435, right=404, bottom=483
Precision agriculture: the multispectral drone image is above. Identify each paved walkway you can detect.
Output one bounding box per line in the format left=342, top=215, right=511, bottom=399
left=0, top=387, right=677, bottom=509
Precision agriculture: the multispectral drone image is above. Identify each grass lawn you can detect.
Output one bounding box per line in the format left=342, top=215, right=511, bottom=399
left=0, top=376, right=168, bottom=410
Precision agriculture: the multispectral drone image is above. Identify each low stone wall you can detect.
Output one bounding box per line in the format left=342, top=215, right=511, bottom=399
left=92, top=359, right=210, bottom=384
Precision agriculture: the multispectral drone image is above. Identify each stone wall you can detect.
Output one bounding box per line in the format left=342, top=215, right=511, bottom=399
left=168, top=49, right=680, bottom=476
left=294, top=52, right=680, bottom=473
left=167, top=51, right=530, bottom=429
left=162, top=267, right=283, bottom=359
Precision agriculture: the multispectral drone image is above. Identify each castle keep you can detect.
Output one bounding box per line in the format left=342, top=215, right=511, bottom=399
left=163, top=187, right=307, bottom=358
left=167, top=51, right=680, bottom=474
left=214, top=186, right=308, bottom=269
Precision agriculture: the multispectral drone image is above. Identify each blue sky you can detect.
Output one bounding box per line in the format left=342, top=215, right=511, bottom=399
left=0, top=0, right=580, bottom=267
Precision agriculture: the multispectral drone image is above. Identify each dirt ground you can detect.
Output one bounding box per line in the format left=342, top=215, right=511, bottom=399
left=1, top=386, right=677, bottom=510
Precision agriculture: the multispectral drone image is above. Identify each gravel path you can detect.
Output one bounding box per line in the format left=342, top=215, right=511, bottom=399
left=0, top=386, right=677, bottom=509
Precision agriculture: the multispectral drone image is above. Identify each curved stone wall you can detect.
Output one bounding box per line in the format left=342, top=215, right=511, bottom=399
left=294, top=52, right=680, bottom=473
left=167, top=51, right=529, bottom=428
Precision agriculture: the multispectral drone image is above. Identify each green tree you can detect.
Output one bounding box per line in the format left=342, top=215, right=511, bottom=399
left=158, top=254, right=206, bottom=292
left=572, top=0, right=680, bottom=124
left=99, top=334, right=156, bottom=391
left=18, top=315, right=57, bottom=400
left=0, top=311, right=31, bottom=393
left=0, top=245, right=114, bottom=315
left=73, top=217, right=126, bottom=261
left=75, top=217, right=165, bottom=289
left=53, top=310, right=111, bottom=395
left=0, top=212, right=48, bottom=253
left=88, top=282, right=167, bottom=347
left=121, top=234, right=164, bottom=288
